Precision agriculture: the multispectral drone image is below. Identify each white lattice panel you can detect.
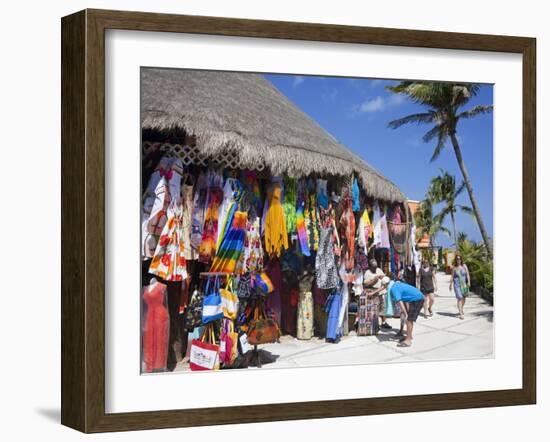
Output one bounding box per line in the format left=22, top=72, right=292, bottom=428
left=142, top=141, right=265, bottom=171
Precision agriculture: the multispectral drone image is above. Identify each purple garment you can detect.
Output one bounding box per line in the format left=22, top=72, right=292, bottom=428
left=265, top=259, right=282, bottom=324
left=379, top=214, right=391, bottom=249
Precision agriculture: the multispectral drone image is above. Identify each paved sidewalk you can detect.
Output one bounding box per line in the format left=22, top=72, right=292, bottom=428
left=175, top=272, right=493, bottom=371
left=259, top=272, right=494, bottom=369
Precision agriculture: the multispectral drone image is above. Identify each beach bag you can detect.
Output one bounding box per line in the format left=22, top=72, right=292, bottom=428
left=254, top=272, right=274, bottom=295
left=237, top=272, right=252, bottom=299
left=189, top=325, right=220, bottom=371
left=247, top=305, right=281, bottom=346
left=183, top=288, right=204, bottom=331
left=220, top=276, right=239, bottom=320
left=219, top=319, right=238, bottom=366
left=202, top=276, right=223, bottom=324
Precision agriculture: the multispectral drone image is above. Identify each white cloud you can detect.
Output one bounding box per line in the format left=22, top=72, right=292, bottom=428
left=359, top=96, right=385, bottom=113
left=292, top=76, right=305, bottom=88
left=356, top=93, right=406, bottom=113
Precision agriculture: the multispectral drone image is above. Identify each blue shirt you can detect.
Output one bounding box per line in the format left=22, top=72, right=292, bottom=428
left=390, top=281, right=424, bottom=303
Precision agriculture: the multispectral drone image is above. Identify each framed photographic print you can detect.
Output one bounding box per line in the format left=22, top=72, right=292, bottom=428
left=61, top=9, right=536, bottom=433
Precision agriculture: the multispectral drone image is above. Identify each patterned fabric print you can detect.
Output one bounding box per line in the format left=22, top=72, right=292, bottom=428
left=297, top=290, right=314, bottom=340
left=235, top=216, right=264, bottom=274
left=199, top=186, right=223, bottom=264
left=283, top=176, right=297, bottom=234
left=216, top=177, right=241, bottom=248
left=147, top=176, right=170, bottom=236
left=339, top=196, right=356, bottom=271
left=315, top=226, right=340, bottom=289
left=181, top=184, right=198, bottom=260
left=210, top=211, right=248, bottom=274
left=149, top=204, right=188, bottom=282
left=357, top=290, right=379, bottom=336
left=357, top=208, right=373, bottom=254
left=304, top=192, right=319, bottom=252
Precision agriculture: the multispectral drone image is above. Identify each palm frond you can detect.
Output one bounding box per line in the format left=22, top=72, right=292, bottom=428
left=457, top=105, right=494, bottom=120
left=422, top=124, right=443, bottom=143
left=387, top=112, right=435, bottom=129
left=429, top=130, right=447, bottom=162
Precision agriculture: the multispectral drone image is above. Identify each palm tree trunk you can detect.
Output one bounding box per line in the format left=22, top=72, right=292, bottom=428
left=450, top=211, right=458, bottom=250
left=449, top=133, right=493, bottom=258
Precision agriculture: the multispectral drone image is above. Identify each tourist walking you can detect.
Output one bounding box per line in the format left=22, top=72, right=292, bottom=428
left=450, top=254, right=470, bottom=319
left=417, top=259, right=437, bottom=318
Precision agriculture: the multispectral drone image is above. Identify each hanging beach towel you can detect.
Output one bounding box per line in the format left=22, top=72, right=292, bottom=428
left=202, top=276, right=223, bottom=324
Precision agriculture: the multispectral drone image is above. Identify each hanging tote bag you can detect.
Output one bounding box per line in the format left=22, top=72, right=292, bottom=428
left=247, top=304, right=281, bottom=346
left=183, top=288, right=204, bottom=331
left=189, top=324, right=220, bottom=371
left=202, top=276, right=223, bottom=324
left=219, top=276, right=239, bottom=320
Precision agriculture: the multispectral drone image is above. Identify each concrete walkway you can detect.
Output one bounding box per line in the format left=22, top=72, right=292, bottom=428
left=258, top=272, right=494, bottom=369
left=175, top=272, right=494, bottom=371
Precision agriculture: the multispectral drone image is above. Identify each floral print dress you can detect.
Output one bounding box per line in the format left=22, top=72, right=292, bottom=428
left=149, top=204, right=188, bottom=282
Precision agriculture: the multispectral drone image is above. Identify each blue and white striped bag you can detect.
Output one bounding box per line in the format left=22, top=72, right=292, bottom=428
left=202, top=276, right=224, bottom=324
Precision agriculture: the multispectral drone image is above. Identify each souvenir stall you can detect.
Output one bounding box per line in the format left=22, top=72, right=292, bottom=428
left=139, top=68, right=411, bottom=372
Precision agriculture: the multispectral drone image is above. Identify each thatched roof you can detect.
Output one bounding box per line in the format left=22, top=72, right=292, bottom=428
left=141, top=68, right=405, bottom=202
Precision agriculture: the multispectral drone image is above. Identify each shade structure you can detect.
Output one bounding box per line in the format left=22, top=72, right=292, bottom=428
left=141, top=68, right=406, bottom=202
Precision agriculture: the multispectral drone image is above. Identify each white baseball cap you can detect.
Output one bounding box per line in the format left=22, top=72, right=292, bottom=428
left=381, top=276, right=390, bottom=285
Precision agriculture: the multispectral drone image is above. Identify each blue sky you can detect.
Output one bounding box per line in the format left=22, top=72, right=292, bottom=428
left=264, top=74, right=494, bottom=248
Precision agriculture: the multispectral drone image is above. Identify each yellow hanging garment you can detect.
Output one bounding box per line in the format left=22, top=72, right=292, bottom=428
left=264, top=182, right=288, bottom=257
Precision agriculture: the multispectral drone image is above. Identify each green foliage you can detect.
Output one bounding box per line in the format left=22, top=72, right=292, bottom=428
left=428, top=170, right=473, bottom=248
left=414, top=198, right=450, bottom=247
left=456, top=233, right=493, bottom=293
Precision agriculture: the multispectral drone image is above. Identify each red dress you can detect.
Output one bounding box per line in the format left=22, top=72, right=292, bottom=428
left=142, top=282, right=169, bottom=373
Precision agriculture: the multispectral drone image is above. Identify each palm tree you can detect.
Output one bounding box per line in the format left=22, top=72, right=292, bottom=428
left=387, top=81, right=493, bottom=257
left=414, top=197, right=450, bottom=250
left=428, top=171, right=473, bottom=250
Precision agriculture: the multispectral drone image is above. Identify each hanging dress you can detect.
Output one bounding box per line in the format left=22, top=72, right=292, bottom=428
left=351, top=177, right=360, bottom=212
left=217, top=177, right=240, bottom=248
left=297, top=273, right=314, bottom=340
left=181, top=182, right=198, bottom=261
left=339, top=196, right=356, bottom=271
left=142, top=282, right=169, bottom=372
left=235, top=216, right=264, bottom=274
left=190, top=171, right=208, bottom=251
left=316, top=179, right=329, bottom=209
left=283, top=176, right=297, bottom=235
left=264, top=181, right=288, bottom=258
left=199, top=172, right=223, bottom=264
left=210, top=210, right=248, bottom=273
left=315, top=225, right=340, bottom=289
left=357, top=207, right=373, bottom=254
left=305, top=179, right=320, bottom=252
left=149, top=203, right=188, bottom=282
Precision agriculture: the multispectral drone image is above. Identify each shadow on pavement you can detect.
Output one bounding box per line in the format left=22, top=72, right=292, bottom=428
left=469, top=310, right=494, bottom=322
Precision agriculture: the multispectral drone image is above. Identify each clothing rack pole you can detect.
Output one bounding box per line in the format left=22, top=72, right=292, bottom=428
left=199, top=271, right=233, bottom=279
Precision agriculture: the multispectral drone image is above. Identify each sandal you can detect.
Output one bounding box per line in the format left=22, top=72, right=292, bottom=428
left=397, top=341, right=412, bottom=347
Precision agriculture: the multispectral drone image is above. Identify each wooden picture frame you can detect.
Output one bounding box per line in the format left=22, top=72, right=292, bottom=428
left=61, top=8, right=536, bottom=433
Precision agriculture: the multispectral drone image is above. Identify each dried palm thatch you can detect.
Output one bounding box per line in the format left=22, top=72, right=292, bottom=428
left=141, top=68, right=405, bottom=202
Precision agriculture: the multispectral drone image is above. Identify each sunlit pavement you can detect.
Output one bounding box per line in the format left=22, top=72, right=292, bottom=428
left=175, top=272, right=494, bottom=371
